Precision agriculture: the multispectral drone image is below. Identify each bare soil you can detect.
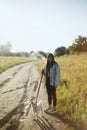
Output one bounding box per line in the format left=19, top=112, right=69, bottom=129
left=0, top=62, right=68, bottom=130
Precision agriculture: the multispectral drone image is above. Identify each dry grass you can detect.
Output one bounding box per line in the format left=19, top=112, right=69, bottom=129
left=0, top=56, right=36, bottom=73
left=56, top=53, right=87, bottom=130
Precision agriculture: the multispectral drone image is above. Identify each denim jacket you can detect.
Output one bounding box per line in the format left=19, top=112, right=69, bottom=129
left=44, top=63, right=60, bottom=87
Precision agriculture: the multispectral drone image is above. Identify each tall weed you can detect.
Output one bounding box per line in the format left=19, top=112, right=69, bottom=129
left=56, top=54, right=87, bottom=130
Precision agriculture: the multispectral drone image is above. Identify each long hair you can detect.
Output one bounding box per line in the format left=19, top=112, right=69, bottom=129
left=46, top=53, right=57, bottom=67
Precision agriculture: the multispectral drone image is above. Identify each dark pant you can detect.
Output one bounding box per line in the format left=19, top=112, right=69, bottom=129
left=46, top=85, right=56, bottom=107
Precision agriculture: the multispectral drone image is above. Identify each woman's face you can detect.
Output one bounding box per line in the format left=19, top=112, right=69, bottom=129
left=48, top=56, right=53, bottom=63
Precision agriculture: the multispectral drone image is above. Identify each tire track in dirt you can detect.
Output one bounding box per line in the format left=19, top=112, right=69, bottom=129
left=4, top=63, right=40, bottom=130
left=0, top=70, right=28, bottom=128
left=0, top=63, right=33, bottom=96
left=0, top=65, right=24, bottom=89
left=0, top=62, right=38, bottom=130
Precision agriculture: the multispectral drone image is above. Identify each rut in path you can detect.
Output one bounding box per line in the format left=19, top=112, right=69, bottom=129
left=0, top=64, right=24, bottom=88
left=0, top=78, right=29, bottom=129
left=0, top=63, right=39, bottom=130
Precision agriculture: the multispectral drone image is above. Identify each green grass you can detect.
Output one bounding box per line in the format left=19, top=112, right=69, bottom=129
left=37, top=53, right=87, bottom=130
left=0, top=56, right=36, bottom=73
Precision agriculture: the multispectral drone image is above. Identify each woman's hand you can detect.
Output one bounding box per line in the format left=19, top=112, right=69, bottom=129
left=41, top=69, right=44, bottom=75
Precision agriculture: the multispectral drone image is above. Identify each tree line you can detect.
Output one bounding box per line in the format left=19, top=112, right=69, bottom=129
left=54, top=35, right=87, bottom=56
left=0, top=35, right=87, bottom=58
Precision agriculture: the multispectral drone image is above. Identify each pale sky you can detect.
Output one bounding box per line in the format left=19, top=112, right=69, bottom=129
left=0, top=0, right=87, bottom=53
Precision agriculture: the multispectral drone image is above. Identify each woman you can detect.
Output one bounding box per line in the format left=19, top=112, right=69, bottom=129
left=41, top=53, right=60, bottom=113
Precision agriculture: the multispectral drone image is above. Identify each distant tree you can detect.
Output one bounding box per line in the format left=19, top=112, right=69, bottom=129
left=54, top=46, right=67, bottom=56
left=29, top=51, right=35, bottom=55
left=68, top=43, right=77, bottom=54
left=38, top=51, right=47, bottom=58
left=13, top=52, right=29, bottom=57
left=0, top=42, right=12, bottom=56
left=68, top=35, right=87, bottom=53
left=66, top=48, right=70, bottom=55
left=6, top=42, right=12, bottom=53
left=75, top=35, right=87, bottom=52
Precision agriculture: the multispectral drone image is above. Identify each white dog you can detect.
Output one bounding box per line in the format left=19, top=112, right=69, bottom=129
left=30, top=99, right=43, bottom=119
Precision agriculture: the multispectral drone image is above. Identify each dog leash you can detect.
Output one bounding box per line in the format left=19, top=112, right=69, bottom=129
left=36, top=73, right=43, bottom=102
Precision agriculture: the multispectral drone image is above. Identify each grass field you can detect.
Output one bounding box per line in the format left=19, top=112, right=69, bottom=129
left=0, top=55, right=87, bottom=129
left=38, top=53, right=87, bottom=130
left=0, top=56, right=36, bottom=73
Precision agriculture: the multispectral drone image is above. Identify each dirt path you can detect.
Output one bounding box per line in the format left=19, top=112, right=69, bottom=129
left=0, top=62, right=67, bottom=130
